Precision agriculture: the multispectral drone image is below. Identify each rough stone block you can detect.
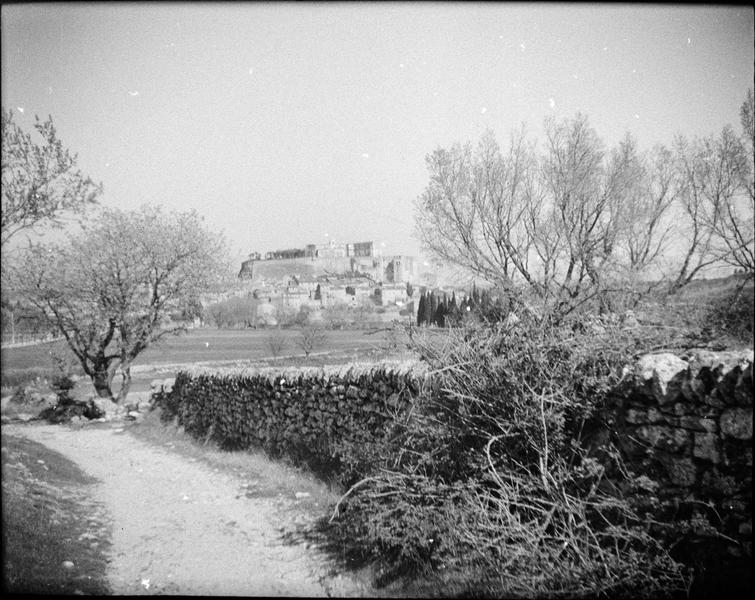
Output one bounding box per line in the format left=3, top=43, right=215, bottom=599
left=720, top=407, right=753, bottom=440
left=647, top=407, right=665, bottom=423
left=681, top=374, right=710, bottom=403
left=734, top=363, right=753, bottom=406
left=636, top=353, right=689, bottom=405
left=716, top=366, right=744, bottom=406
left=659, top=455, right=698, bottom=487
left=739, top=521, right=752, bottom=536
left=625, top=408, right=648, bottom=424
left=701, top=468, right=741, bottom=497
left=693, top=432, right=721, bottom=464
left=679, top=416, right=719, bottom=433
left=636, top=425, right=690, bottom=452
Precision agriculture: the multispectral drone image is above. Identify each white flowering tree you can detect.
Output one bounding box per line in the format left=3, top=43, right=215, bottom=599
left=10, top=205, right=229, bottom=401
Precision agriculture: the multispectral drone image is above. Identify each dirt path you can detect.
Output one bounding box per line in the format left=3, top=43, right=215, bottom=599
left=3, top=422, right=365, bottom=597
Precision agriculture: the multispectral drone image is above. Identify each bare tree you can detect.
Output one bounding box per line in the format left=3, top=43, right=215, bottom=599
left=669, top=125, right=753, bottom=290
left=620, top=144, right=678, bottom=272
left=266, top=327, right=288, bottom=360
left=417, top=116, right=663, bottom=319
left=416, top=102, right=754, bottom=319
left=416, top=127, right=540, bottom=300
left=704, top=126, right=754, bottom=274
left=1, top=109, right=101, bottom=248
left=297, top=324, right=327, bottom=358
left=9, top=206, right=228, bottom=401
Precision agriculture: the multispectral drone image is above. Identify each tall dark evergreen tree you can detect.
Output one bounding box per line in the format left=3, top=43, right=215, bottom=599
left=448, top=291, right=459, bottom=326
left=417, top=292, right=426, bottom=326
left=435, top=298, right=447, bottom=328
left=428, top=291, right=438, bottom=326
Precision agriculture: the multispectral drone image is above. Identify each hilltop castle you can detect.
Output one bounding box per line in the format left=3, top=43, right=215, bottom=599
left=238, top=240, right=415, bottom=285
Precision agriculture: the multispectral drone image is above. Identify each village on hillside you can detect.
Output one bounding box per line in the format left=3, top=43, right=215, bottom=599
left=192, top=239, right=479, bottom=328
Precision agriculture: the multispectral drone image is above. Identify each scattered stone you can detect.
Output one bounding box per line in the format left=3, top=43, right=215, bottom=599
left=295, top=492, right=311, bottom=499
left=62, top=560, right=75, bottom=570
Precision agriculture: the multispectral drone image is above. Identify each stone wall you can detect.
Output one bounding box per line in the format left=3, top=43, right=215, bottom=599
left=593, top=349, right=753, bottom=595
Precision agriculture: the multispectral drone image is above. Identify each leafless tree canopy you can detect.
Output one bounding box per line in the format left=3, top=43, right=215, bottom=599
left=415, top=91, right=754, bottom=318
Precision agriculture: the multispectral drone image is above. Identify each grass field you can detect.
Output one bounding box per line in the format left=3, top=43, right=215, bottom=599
left=2, top=328, right=388, bottom=371
left=1, top=327, right=402, bottom=396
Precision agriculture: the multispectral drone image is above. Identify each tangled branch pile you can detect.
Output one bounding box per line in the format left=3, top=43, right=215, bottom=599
left=329, top=318, right=691, bottom=597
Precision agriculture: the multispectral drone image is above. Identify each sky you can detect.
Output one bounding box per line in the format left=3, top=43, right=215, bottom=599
left=2, top=2, right=753, bottom=265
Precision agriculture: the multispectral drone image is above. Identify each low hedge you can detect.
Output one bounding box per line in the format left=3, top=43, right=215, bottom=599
left=154, top=362, right=424, bottom=477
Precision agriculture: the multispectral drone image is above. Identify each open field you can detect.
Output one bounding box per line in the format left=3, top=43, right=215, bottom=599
left=1, top=327, right=402, bottom=395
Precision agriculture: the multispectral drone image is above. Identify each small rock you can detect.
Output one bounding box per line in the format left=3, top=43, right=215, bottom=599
left=295, top=492, right=311, bottom=499
left=62, top=560, right=75, bottom=570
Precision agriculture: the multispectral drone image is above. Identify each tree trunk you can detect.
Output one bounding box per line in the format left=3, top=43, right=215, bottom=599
left=92, top=365, right=115, bottom=399
left=115, top=363, right=132, bottom=403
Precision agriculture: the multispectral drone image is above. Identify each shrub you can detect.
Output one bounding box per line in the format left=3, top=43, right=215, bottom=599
left=327, top=319, right=690, bottom=597
left=705, top=281, right=754, bottom=343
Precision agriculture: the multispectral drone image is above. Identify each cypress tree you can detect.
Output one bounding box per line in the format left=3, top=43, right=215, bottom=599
left=428, top=291, right=438, bottom=326
left=448, top=291, right=458, bottom=326
left=417, top=292, right=426, bottom=326
left=435, top=299, right=446, bottom=328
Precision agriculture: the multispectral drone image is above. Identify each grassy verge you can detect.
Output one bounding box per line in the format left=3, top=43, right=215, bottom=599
left=1, top=433, right=111, bottom=595
left=127, top=408, right=337, bottom=501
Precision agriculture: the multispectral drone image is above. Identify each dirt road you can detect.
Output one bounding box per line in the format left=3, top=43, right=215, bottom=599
left=3, top=422, right=365, bottom=596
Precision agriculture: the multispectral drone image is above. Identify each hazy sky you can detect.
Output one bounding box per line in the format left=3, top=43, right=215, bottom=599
left=2, top=3, right=753, bottom=263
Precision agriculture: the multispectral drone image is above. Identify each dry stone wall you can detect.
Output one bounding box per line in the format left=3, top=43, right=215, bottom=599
left=151, top=362, right=424, bottom=473
left=592, top=349, right=753, bottom=592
